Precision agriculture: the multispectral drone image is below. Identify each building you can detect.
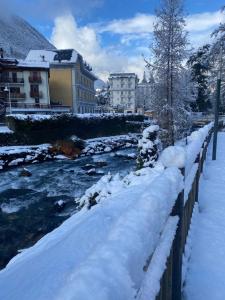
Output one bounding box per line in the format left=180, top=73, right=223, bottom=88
left=26, top=49, right=98, bottom=113
left=0, top=51, right=51, bottom=114
left=108, top=73, right=138, bottom=113
left=136, top=72, right=154, bottom=113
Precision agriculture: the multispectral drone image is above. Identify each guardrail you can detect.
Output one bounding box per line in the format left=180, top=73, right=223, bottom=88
left=139, top=126, right=214, bottom=300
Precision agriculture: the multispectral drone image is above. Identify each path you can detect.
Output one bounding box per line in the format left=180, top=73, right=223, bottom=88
left=184, top=132, right=225, bottom=300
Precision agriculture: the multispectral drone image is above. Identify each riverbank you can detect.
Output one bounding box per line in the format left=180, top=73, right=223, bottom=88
left=0, top=133, right=140, bottom=171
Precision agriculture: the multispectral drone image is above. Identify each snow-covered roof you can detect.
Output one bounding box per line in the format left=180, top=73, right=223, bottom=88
left=26, top=49, right=78, bottom=64
left=18, top=60, right=49, bottom=69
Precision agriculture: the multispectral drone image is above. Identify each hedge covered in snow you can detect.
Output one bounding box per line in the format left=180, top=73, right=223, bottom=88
left=5, top=113, right=145, bottom=144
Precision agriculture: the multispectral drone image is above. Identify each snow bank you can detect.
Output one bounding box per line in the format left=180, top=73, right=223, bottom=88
left=160, top=146, right=186, bottom=169
left=185, top=122, right=213, bottom=175
left=160, top=122, right=213, bottom=176
left=0, top=164, right=183, bottom=300
left=0, top=126, right=13, bottom=134
left=8, top=113, right=143, bottom=122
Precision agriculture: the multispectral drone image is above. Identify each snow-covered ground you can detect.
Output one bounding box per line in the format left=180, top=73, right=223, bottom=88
left=184, top=132, right=225, bottom=300
left=0, top=126, right=13, bottom=134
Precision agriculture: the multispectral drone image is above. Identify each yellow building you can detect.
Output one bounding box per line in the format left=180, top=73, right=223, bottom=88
left=26, top=49, right=98, bottom=113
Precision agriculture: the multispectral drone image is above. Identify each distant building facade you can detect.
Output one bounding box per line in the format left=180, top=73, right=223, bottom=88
left=108, top=73, right=138, bottom=113
left=136, top=72, right=154, bottom=113
left=0, top=52, right=50, bottom=114
left=26, top=49, right=98, bottom=113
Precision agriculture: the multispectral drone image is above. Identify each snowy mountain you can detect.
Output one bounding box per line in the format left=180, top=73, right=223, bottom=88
left=0, top=15, right=55, bottom=59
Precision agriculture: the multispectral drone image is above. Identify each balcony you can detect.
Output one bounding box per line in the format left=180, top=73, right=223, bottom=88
left=30, top=91, right=43, bottom=98
left=0, top=77, right=24, bottom=84
left=11, top=93, right=26, bottom=100
left=29, top=76, right=42, bottom=83
left=0, top=92, right=25, bottom=99
left=3, top=102, right=71, bottom=114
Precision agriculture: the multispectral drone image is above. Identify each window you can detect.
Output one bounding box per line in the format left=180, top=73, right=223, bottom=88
left=10, top=87, right=20, bottom=93
left=12, top=72, right=17, bottom=83
left=31, top=84, right=39, bottom=93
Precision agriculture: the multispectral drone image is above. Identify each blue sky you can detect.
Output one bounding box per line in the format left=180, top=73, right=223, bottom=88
left=2, top=0, right=225, bottom=80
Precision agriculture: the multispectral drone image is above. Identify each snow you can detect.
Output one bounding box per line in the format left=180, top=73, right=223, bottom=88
left=184, top=132, right=225, bottom=300
left=138, top=216, right=178, bottom=300
left=0, top=164, right=183, bottom=300
left=26, top=49, right=79, bottom=64
left=184, top=163, right=198, bottom=204
left=142, top=125, right=159, bottom=138
left=160, top=145, right=186, bottom=169
left=0, top=144, right=50, bottom=155
left=0, top=126, right=13, bottom=134
left=18, top=60, right=49, bottom=69
left=185, top=122, right=213, bottom=175
left=7, top=114, right=52, bottom=121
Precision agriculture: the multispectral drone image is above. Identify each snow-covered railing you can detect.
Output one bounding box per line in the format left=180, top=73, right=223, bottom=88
left=0, top=123, right=214, bottom=300
left=138, top=123, right=214, bottom=300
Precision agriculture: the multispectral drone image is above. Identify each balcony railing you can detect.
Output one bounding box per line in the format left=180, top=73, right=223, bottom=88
left=30, top=91, right=43, bottom=98
left=0, top=77, right=24, bottom=84
left=11, top=93, right=26, bottom=99
left=3, top=102, right=71, bottom=113
left=29, top=76, right=42, bottom=83
left=0, top=92, right=26, bottom=99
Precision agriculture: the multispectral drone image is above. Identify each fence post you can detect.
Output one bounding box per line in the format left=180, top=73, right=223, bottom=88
left=171, top=168, right=184, bottom=300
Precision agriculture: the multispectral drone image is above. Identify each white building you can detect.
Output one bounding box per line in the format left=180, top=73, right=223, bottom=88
left=108, top=73, right=138, bottom=113
left=136, top=72, right=154, bottom=113
left=0, top=57, right=51, bottom=114
left=26, top=49, right=98, bottom=113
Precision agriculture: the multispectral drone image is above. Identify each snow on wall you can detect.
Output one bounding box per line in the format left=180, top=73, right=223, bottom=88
left=160, top=122, right=213, bottom=176
left=0, top=165, right=183, bottom=300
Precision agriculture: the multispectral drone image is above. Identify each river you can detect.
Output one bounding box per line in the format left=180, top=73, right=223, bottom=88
left=0, top=148, right=137, bottom=269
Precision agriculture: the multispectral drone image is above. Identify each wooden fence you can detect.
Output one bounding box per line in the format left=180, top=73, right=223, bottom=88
left=154, top=128, right=214, bottom=300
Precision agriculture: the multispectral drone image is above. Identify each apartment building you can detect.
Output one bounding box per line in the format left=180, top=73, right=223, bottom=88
left=0, top=55, right=50, bottom=114
left=108, top=73, right=138, bottom=113
left=136, top=72, right=154, bottom=113
left=26, top=49, right=98, bottom=113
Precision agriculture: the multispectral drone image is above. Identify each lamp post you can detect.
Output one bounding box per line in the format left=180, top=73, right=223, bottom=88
left=212, top=41, right=223, bottom=160
left=4, top=85, right=12, bottom=115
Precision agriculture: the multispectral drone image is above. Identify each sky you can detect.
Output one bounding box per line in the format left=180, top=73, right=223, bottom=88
left=2, top=0, right=225, bottom=81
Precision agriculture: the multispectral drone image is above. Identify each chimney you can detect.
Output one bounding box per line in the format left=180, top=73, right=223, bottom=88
left=0, top=48, right=4, bottom=59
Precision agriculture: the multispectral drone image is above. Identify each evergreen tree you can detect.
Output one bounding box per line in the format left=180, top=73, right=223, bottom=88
left=136, top=125, right=161, bottom=169
left=187, top=44, right=212, bottom=112
left=150, top=0, right=189, bottom=145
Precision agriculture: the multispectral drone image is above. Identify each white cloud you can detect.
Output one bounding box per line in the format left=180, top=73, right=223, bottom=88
left=186, top=11, right=225, bottom=32
left=99, top=13, right=155, bottom=34
left=50, top=10, right=225, bottom=81
left=51, top=14, right=146, bottom=81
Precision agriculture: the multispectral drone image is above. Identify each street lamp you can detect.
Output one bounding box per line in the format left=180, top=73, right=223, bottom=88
left=4, top=85, right=12, bottom=115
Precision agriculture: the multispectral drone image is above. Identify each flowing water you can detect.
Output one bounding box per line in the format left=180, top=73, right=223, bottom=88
left=0, top=148, right=137, bottom=269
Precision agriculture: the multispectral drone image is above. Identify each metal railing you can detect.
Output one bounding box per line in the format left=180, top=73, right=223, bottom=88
left=3, top=101, right=71, bottom=112
left=0, top=77, right=24, bottom=84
